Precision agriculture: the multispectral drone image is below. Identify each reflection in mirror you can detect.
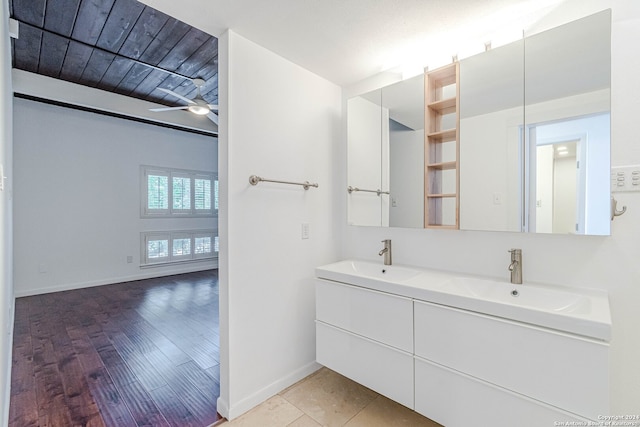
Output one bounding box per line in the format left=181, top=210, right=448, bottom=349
left=347, top=89, right=384, bottom=226
left=383, top=76, right=424, bottom=228
left=524, top=10, right=611, bottom=235
left=347, top=9, right=610, bottom=234
left=460, top=9, right=611, bottom=235
left=527, top=113, right=610, bottom=234
left=459, top=39, right=524, bottom=232
left=347, top=75, right=425, bottom=228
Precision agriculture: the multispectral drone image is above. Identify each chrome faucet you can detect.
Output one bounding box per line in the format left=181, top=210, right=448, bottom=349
left=508, top=248, right=522, bottom=284
left=379, top=239, right=392, bottom=266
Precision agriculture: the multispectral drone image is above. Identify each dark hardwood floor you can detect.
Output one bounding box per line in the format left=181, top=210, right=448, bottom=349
left=9, top=270, right=222, bottom=427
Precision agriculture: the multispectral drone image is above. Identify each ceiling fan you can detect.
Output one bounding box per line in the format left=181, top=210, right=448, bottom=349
left=150, top=78, right=219, bottom=124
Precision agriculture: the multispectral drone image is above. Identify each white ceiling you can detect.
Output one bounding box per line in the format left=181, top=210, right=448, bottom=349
left=138, top=0, right=568, bottom=87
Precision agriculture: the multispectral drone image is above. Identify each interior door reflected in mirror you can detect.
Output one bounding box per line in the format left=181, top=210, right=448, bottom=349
left=526, top=113, right=610, bottom=234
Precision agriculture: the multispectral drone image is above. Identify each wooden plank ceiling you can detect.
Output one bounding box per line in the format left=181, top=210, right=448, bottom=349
left=9, top=0, right=218, bottom=108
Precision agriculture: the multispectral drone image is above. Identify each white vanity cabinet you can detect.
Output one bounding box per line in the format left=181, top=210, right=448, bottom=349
left=413, top=300, right=609, bottom=426
left=315, top=277, right=610, bottom=426
left=315, top=279, right=414, bottom=408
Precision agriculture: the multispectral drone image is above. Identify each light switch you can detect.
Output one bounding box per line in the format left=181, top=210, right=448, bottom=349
left=611, top=165, right=640, bottom=192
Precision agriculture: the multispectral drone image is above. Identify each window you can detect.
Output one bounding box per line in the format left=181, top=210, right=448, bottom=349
left=141, top=230, right=217, bottom=266
left=172, top=176, right=191, bottom=211
left=195, top=236, right=211, bottom=255
left=142, top=166, right=217, bottom=217
left=147, top=237, right=169, bottom=262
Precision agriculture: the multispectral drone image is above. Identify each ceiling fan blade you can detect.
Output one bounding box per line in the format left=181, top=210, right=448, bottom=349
left=157, top=87, right=195, bottom=104
left=207, top=104, right=219, bottom=111
left=207, top=112, right=219, bottom=125
left=149, top=105, right=190, bottom=112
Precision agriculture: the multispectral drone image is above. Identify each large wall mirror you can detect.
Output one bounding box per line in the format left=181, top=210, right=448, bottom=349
left=347, top=76, right=424, bottom=227
left=347, top=9, right=611, bottom=235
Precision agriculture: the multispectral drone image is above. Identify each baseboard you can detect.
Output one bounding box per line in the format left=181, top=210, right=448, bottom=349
left=14, top=261, right=218, bottom=297
left=2, top=297, right=16, bottom=427
left=225, top=361, right=322, bottom=421
left=216, top=396, right=230, bottom=420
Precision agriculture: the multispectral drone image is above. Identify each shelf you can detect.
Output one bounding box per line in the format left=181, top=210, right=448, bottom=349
left=426, top=224, right=459, bottom=230
left=427, top=129, right=456, bottom=143
left=425, top=62, right=459, bottom=230
left=426, top=193, right=457, bottom=198
left=427, top=97, right=456, bottom=115
left=427, top=161, right=457, bottom=170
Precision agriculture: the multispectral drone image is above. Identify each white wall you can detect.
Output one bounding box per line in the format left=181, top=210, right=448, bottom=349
left=553, top=155, right=577, bottom=233
left=342, top=0, right=640, bottom=413
left=536, top=144, right=554, bottom=233
left=0, top=0, right=13, bottom=422
left=217, top=31, right=341, bottom=419
left=13, top=98, right=217, bottom=296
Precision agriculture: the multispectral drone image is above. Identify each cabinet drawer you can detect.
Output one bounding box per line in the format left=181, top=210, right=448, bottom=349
left=415, top=357, right=590, bottom=427
left=316, top=321, right=414, bottom=409
left=316, top=279, right=413, bottom=352
left=414, top=300, right=608, bottom=420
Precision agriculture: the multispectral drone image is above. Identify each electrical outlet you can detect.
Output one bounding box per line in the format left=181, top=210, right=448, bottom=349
left=301, top=223, right=310, bottom=240
left=126, top=255, right=133, bottom=264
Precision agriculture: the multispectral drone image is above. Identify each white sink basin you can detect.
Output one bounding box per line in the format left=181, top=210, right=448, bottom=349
left=329, top=260, right=421, bottom=281
left=316, top=260, right=612, bottom=341
left=316, top=259, right=450, bottom=292
left=441, top=276, right=591, bottom=314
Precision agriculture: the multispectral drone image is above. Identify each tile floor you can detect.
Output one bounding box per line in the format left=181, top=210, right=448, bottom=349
left=220, top=368, right=441, bottom=427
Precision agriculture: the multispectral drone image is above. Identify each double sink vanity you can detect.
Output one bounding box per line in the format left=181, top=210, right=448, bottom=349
left=327, top=7, right=614, bottom=426
left=315, top=257, right=611, bottom=426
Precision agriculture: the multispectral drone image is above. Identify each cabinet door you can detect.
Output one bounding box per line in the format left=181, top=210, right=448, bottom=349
left=414, top=300, right=609, bottom=419
left=415, top=357, right=591, bottom=427
left=316, top=321, right=414, bottom=409
left=316, top=279, right=413, bottom=352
